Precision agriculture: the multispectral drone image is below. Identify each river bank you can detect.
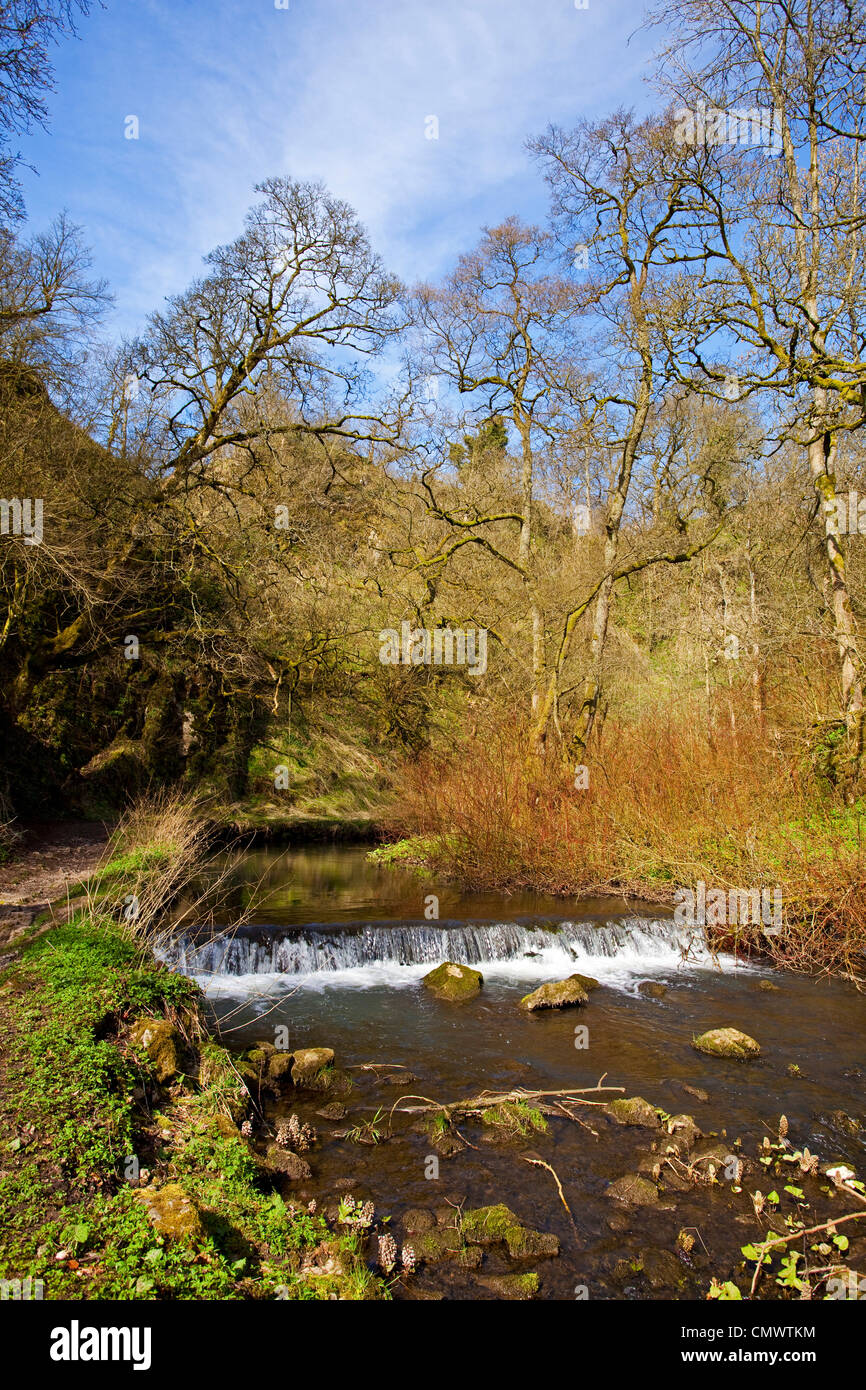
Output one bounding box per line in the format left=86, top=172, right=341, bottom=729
left=1, top=805, right=864, bottom=1302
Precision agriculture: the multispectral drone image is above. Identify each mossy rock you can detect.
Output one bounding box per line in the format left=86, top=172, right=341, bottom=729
left=291, top=1047, right=336, bottom=1085
left=478, top=1272, right=540, bottom=1300
left=129, top=1017, right=181, bottom=1083
left=422, top=961, right=483, bottom=1002
left=606, top=1096, right=661, bottom=1129
left=519, top=975, right=590, bottom=1011
left=462, top=1203, right=559, bottom=1259
left=570, top=972, right=600, bottom=992
left=133, top=1183, right=204, bottom=1241
left=410, top=1225, right=464, bottom=1263
left=264, top=1144, right=312, bottom=1180
left=606, top=1174, right=659, bottom=1206
left=693, top=1027, right=760, bottom=1060
left=267, top=1051, right=295, bottom=1086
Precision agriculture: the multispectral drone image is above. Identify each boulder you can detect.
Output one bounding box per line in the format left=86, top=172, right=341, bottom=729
left=422, top=962, right=483, bottom=1001
left=637, top=980, right=668, bottom=1000
left=605, top=1174, right=659, bottom=1206
left=129, top=1018, right=181, bottom=1083
left=264, top=1144, right=312, bottom=1180
left=290, top=1047, right=335, bottom=1086
left=518, top=975, right=590, bottom=1012
left=606, top=1096, right=661, bottom=1129
left=133, top=1183, right=203, bottom=1241
left=461, top=1203, right=559, bottom=1260
left=267, top=1051, right=295, bottom=1085
left=692, top=1027, right=760, bottom=1060
left=410, top=1226, right=464, bottom=1263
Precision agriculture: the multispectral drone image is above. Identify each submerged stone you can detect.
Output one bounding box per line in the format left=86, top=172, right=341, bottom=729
left=422, top=961, right=483, bottom=1001
left=518, top=975, right=590, bottom=1011
left=692, top=1027, right=761, bottom=1060
left=637, top=980, right=668, bottom=1000
left=605, top=1174, right=659, bottom=1206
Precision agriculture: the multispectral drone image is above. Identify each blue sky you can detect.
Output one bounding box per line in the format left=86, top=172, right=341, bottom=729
left=18, top=0, right=659, bottom=340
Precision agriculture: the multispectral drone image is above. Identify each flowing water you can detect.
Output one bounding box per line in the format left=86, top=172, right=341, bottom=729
left=167, top=845, right=866, bottom=1299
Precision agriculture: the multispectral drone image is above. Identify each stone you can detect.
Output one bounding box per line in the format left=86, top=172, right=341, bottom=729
left=133, top=1183, right=203, bottom=1241
left=129, top=1018, right=181, bottom=1083
left=478, top=1272, right=540, bottom=1299
left=422, top=961, right=483, bottom=1001
left=267, top=1052, right=295, bottom=1085
left=518, top=975, right=590, bottom=1011
left=290, top=1047, right=335, bottom=1085
left=606, top=1096, right=661, bottom=1128
left=637, top=980, right=668, bottom=999
left=410, top=1226, right=463, bottom=1263
left=827, top=1110, right=862, bottom=1135
left=264, top=1144, right=312, bottom=1180
left=606, top=1174, right=659, bottom=1206
left=692, top=1028, right=760, bottom=1060
left=658, top=1113, right=702, bottom=1156
left=402, top=1208, right=436, bottom=1235
left=461, top=1203, right=559, bottom=1259
left=680, top=1082, right=709, bottom=1104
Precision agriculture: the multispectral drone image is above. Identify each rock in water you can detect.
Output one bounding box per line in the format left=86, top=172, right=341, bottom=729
left=606, top=1096, right=661, bottom=1128
left=605, top=1174, right=659, bottom=1206
left=264, top=1145, right=312, bottom=1180
left=461, top=1203, right=559, bottom=1259
left=422, top=961, right=483, bottom=1001
left=518, top=975, right=590, bottom=1011
left=692, top=1027, right=761, bottom=1060
left=291, top=1047, right=335, bottom=1085
left=637, top=980, right=667, bottom=999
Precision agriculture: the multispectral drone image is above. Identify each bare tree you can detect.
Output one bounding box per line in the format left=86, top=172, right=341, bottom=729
left=0, top=0, right=93, bottom=223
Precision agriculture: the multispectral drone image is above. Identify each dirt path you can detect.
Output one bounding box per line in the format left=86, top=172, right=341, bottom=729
left=0, top=820, right=112, bottom=945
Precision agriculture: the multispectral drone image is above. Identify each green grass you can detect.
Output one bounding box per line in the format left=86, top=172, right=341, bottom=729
left=0, top=846, right=389, bottom=1301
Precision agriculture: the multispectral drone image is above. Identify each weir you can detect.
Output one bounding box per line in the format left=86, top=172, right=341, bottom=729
left=165, top=914, right=707, bottom=978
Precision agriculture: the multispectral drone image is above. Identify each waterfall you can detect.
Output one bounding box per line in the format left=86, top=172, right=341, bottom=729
left=163, top=914, right=708, bottom=985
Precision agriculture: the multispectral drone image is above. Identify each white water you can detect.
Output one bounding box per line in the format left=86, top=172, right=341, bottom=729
left=162, top=915, right=755, bottom=997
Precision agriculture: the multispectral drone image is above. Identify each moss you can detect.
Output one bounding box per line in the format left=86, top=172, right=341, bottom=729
left=519, top=975, right=590, bottom=1011
left=481, top=1101, right=548, bottom=1139
left=461, top=1203, right=559, bottom=1259
left=692, top=1028, right=761, bottom=1060
left=606, top=1097, right=662, bottom=1129
left=0, top=840, right=389, bottom=1302
left=422, top=961, right=483, bottom=1001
